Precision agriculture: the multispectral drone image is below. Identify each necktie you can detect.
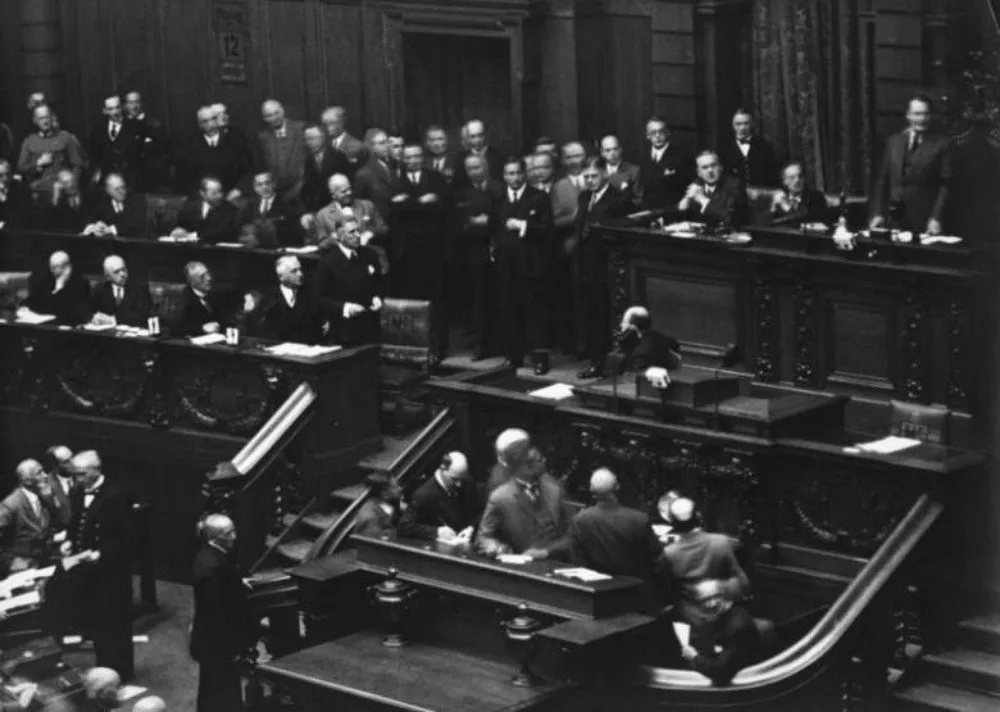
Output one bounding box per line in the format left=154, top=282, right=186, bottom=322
left=31, top=496, right=41, bottom=520
left=410, top=172, right=418, bottom=184
left=909, top=133, right=921, bottom=153
left=589, top=191, right=599, bottom=210
left=110, top=123, right=119, bottom=141
left=114, top=286, right=123, bottom=305
left=287, top=289, right=296, bottom=308
left=316, top=153, right=324, bottom=169
left=261, top=198, right=270, bottom=216
left=113, top=200, right=123, bottom=214
left=203, top=203, right=210, bottom=219
left=651, top=149, right=659, bottom=162
left=521, top=482, right=539, bottom=502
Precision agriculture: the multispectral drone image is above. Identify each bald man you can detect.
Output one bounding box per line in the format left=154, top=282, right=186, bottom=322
left=486, top=429, right=532, bottom=493
left=133, top=696, right=167, bottom=712
left=0, top=459, right=62, bottom=574
left=601, top=135, right=641, bottom=198
left=89, top=95, right=142, bottom=189
left=23, top=250, right=92, bottom=325
left=253, top=255, right=324, bottom=344
left=256, top=99, right=306, bottom=201
left=399, top=451, right=481, bottom=541
left=83, top=666, right=121, bottom=707
left=191, top=513, right=256, bottom=712
left=610, top=305, right=681, bottom=377
left=530, top=469, right=667, bottom=597
left=63, top=450, right=134, bottom=679
left=661, top=496, right=749, bottom=628
left=454, top=118, right=504, bottom=187
left=312, top=173, right=388, bottom=261
left=85, top=172, right=148, bottom=237
left=89, top=254, right=152, bottom=327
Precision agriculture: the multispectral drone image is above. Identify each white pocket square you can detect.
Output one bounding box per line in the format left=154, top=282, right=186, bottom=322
left=368, top=265, right=375, bottom=275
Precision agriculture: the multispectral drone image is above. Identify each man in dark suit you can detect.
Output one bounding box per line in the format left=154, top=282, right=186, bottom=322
left=300, top=124, right=352, bottom=218
left=639, top=117, right=694, bottom=211
left=770, top=161, right=829, bottom=225
left=678, top=151, right=750, bottom=228
left=399, top=452, right=480, bottom=541
left=322, top=106, right=367, bottom=179
left=84, top=173, right=148, bottom=238
left=0, top=158, right=29, bottom=228
left=44, top=168, right=90, bottom=233
left=719, top=109, right=779, bottom=188
left=530, top=469, right=667, bottom=605
left=238, top=171, right=300, bottom=248
left=661, top=496, right=750, bottom=628
left=314, top=217, right=383, bottom=346
left=178, top=106, right=251, bottom=199
left=88, top=95, right=142, bottom=190
left=0, top=459, right=64, bottom=574
left=312, top=174, right=389, bottom=275
left=173, top=176, right=240, bottom=244
left=176, top=261, right=244, bottom=337
left=256, top=100, right=306, bottom=202
left=424, top=125, right=459, bottom=184
left=353, top=128, right=398, bottom=227
left=391, top=142, right=451, bottom=360
left=573, top=156, right=633, bottom=379
left=89, top=255, right=152, bottom=327
left=254, top=255, right=324, bottom=344
left=494, top=157, right=554, bottom=374
left=124, top=91, right=171, bottom=192
left=601, top=134, right=642, bottom=202
left=62, top=450, right=134, bottom=680
left=42, top=445, right=75, bottom=529
left=870, top=95, right=954, bottom=235
left=477, top=446, right=573, bottom=557
left=353, top=471, right=403, bottom=539
left=190, top=514, right=256, bottom=712
left=454, top=118, right=505, bottom=187
left=453, top=154, right=501, bottom=360
left=23, top=250, right=91, bottom=325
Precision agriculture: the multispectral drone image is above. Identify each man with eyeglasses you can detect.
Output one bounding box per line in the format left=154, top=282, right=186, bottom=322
left=638, top=116, right=693, bottom=211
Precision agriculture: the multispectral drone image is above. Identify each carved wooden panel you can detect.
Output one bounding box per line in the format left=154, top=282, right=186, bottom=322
left=823, top=297, right=897, bottom=395
left=641, top=271, right=739, bottom=357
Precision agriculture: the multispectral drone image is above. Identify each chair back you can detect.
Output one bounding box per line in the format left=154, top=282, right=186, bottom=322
left=379, top=298, right=431, bottom=367
left=889, top=399, right=950, bottom=445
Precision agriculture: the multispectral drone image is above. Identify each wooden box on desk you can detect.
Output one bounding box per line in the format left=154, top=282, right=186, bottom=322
left=635, top=366, right=741, bottom=408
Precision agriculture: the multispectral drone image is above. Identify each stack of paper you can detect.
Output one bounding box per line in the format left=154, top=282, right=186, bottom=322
left=158, top=234, right=199, bottom=242
left=189, top=333, right=227, bottom=346
left=497, top=554, right=533, bottom=565
left=15, top=310, right=56, bottom=324
left=265, top=343, right=342, bottom=358
left=528, top=383, right=574, bottom=400
left=0, top=590, right=40, bottom=614
left=552, top=567, right=612, bottom=582
left=850, top=436, right=922, bottom=455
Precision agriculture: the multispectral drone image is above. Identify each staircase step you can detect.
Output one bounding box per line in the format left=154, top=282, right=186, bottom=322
left=331, top=483, right=366, bottom=506
left=893, top=683, right=1000, bottom=712
left=922, top=649, right=1000, bottom=695
left=301, top=510, right=342, bottom=534
left=959, top=614, right=1000, bottom=654
left=272, top=538, right=313, bottom=564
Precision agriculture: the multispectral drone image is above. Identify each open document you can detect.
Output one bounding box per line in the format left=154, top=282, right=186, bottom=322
left=848, top=436, right=922, bottom=455
left=552, top=567, right=612, bottom=582
left=528, top=383, right=574, bottom=400
left=265, top=343, right=342, bottom=358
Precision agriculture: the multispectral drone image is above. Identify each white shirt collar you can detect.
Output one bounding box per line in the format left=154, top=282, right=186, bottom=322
left=378, top=502, right=394, bottom=517
left=435, top=471, right=451, bottom=492
left=408, top=170, right=421, bottom=183
left=509, top=185, right=524, bottom=202
left=21, top=487, right=40, bottom=509
left=86, top=474, right=105, bottom=494
left=651, top=144, right=668, bottom=160
left=336, top=242, right=356, bottom=260
left=279, top=284, right=297, bottom=305
left=606, top=163, right=621, bottom=175
left=192, top=287, right=208, bottom=300
left=591, top=184, right=609, bottom=204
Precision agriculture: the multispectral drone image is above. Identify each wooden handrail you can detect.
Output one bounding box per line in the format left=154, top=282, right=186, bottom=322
left=633, top=492, right=943, bottom=704
left=306, top=408, right=457, bottom=561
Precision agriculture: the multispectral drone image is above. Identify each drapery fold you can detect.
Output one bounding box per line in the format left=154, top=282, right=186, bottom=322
left=752, top=0, right=873, bottom=193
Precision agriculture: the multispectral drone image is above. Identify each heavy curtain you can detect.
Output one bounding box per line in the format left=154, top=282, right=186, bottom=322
left=752, top=0, right=874, bottom=193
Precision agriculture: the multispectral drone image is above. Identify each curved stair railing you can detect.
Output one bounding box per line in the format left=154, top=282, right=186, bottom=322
left=307, top=407, right=457, bottom=561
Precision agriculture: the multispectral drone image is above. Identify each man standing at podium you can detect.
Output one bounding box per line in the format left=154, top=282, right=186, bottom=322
left=315, top=217, right=383, bottom=346
left=609, top=305, right=682, bottom=390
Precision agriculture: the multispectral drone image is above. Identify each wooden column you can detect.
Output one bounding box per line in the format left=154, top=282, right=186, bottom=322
left=19, top=0, right=64, bottom=107
left=524, top=0, right=579, bottom=145
left=651, top=0, right=699, bottom=150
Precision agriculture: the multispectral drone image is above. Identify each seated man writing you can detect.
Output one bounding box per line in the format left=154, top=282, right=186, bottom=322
left=398, top=452, right=480, bottom=543
left=477, top=447, right=574, bottom=558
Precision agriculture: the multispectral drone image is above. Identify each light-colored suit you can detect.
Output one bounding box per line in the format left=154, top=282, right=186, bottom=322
left=477, top=474, right=574, bottom=555
left=256, top=119, right=306, bottom=199
left=0, top=487, right=59, bottom=570
left=607, top=161, right=642, bottom=201
left=552, top=175, right=583, bottom=229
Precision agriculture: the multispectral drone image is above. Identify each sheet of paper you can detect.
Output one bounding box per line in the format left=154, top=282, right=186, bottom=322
left=265, top=343, right=342, bottom=358
left=118, top=685, right=149, bottom=701
left=528, top=383, right=574, bottom=400
left=82, top=322, right=117, bottom=331
left=497, top=554, right=533, bottom=565
left=673, top=621, right=691, bottom=648
left=189, top=333, right=227, bottom=346
left=283, top=245, right=320, bottom=254
left=215, top=242, right=246, bottom=248
left=15, top=310, right=56, bottom=324
left=0, top=589, right=40, bottom=614
left=853, top=435, right=922, bottom=455
left=919, top=235, right=963, bottom=245
left=552, top=567, right=612, bottom=582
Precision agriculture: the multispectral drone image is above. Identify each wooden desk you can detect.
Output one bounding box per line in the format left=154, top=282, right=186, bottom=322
left=429, top=368, right=983, bottom=560
left=0, top=321, right=381, bottom=580
left=352, top=534, right=645, bottom=620
left=0, top=228, right=320, bottom=289
left=599, top=224, right=996, bottom=419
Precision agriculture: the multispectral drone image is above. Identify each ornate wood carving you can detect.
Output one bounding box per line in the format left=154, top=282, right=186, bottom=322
left=177, top=362, right=272, bottom=434
left=608, top=244, right=630, bottom=334
left=753, top=275, right=778, bottom=382
left=53, top=344, right=146, bottom=417
left=793, top=279, right=819, bottom=388
left=901, top=294, right=928, bottom=402
left=945, top=299, right=968, bottom=407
